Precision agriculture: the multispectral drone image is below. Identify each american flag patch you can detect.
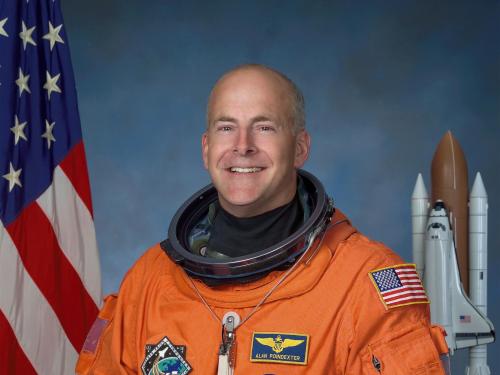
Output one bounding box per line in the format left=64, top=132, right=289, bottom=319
left=369, top=264, right=429, bottom=309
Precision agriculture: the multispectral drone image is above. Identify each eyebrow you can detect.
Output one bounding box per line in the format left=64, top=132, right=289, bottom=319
left=215, top=116, right=238, bottom=123
left=250, top=115, right=274, bottom=124
left=214, top=115, right=276, bottom=124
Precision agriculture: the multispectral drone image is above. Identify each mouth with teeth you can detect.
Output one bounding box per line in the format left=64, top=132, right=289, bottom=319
left=229, top=167, right=263, bottom=173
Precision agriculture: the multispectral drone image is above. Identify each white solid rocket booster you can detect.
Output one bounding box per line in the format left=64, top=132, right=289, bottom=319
left=466, top=173, right=490, bottom=375
left=411, top=173, right=429, bottom=278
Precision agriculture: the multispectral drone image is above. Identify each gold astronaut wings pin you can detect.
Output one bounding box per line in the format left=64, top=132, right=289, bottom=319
left=255, top=335, right=304, bottom=353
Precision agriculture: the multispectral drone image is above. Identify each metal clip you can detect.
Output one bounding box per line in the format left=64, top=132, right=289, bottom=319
left=219, top=315, right=237, bottom=368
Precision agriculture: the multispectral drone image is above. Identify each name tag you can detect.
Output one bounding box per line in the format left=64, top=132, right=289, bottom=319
left=250, top=332, right=309, bottom=365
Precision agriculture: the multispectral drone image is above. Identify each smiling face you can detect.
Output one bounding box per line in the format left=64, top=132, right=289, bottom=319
left=203, top=67, right=310, bottom=217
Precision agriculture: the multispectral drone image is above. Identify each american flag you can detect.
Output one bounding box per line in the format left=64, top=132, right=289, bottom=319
left=0, top=1, right=101, bottom=373
left=369, top=264, right=428, bottom=309
left=460, top=315, right=471, bottom=323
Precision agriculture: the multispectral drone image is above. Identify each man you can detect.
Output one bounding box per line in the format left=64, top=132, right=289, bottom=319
left=77, top=64, right=449, bottom=374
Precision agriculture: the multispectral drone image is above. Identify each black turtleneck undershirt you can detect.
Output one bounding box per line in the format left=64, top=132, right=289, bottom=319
left=207, top=193, right=304, bottom=257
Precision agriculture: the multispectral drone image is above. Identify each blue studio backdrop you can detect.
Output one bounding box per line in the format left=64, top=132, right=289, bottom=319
left=63, top=1, right=499, bottom=372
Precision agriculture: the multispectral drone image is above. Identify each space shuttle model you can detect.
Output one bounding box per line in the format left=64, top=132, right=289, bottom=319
left=411, top=131, right=495, bottom=374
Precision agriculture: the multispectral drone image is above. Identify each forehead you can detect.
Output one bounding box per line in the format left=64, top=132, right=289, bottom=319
left=209, top=69, right=291, bottom=120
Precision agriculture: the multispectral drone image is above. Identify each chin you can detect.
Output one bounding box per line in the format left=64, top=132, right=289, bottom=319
left=223, top=191, right=262, bottom=207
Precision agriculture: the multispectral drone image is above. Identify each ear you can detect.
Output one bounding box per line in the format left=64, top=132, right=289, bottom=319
left=294, top=130, right=311, bottom=168
left=201, top=132, right=209, bottom=169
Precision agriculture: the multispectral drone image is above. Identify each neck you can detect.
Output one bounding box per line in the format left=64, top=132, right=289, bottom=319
left=207, top=192, right=303, bottom=258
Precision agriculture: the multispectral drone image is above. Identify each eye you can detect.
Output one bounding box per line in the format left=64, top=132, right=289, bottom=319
left=216, top=125, right=233, bottom=132
left=258, top=125, right=276, bottom=132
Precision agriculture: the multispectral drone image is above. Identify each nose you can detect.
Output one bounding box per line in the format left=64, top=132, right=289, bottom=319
left=233, top=128, right=256, bottom=156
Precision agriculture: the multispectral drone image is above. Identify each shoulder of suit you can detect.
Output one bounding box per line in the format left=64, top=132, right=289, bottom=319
left=334, top=232, right=404, bottom=270
left=119, top=243, right=176, bottom=288
left=323, top=210, right=402, bottom=268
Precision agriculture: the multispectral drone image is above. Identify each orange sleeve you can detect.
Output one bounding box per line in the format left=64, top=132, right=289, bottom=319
left=76, top=294, right=119, bottom=374
left=75, top=249, right=155, bottom=374
left=75, top=286, right=139, bottom=374
left=343, top=252, right=449, bottom=374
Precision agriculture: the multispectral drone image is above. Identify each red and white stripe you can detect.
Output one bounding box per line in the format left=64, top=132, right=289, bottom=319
left=382, top=266, right=428, bottom=307
left=0, top=142, right=101, bottom=374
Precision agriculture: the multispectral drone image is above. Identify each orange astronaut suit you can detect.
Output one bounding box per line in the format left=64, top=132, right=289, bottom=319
left=77, top=211, right=449, bottom=374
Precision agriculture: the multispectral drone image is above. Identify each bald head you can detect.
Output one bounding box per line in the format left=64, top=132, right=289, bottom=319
left=206, top=64, right=305, bottom=134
